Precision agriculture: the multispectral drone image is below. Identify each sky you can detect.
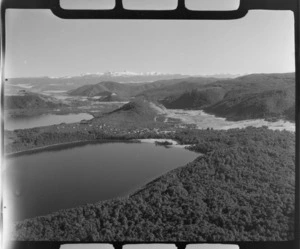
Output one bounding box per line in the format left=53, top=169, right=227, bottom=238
left=4, top=8, right=295, bottom=78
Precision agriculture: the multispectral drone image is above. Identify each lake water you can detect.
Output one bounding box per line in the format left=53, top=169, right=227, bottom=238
left=4, top=142, right=198, bottom=221
left=5, top=113, right=93, bottom=130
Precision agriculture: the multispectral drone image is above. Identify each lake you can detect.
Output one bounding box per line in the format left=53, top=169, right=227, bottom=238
left=4, top=142, right=198, bottom=222
left=4, top=113, right=93, bottom=130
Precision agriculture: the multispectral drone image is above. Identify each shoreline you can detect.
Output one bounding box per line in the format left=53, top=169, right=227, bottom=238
left=138, top=138, right=191, bottom=148
left=5, top=139, right=140, bottom=158
left=5, top=138, right=195, bottom=158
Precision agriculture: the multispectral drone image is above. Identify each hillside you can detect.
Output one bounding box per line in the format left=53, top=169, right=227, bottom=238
left=98, top=93, right=128, bottom=102
left=67, top=73, right=295, bottom=122
left=68, top=81, right=134, bottom=98
left=204, top=73, right=295, bottom=121
left=109, top=99, right=160, bottom=118
left=68, top=77, right=218, bottom=100
left=161, top=87, right=226, bottom=109
left=91, top=98, right=166, bottom=128
left=5, top=73, right=191, bottom=94
left=137, top=77, right=218, bottom=101
left=161, top=73, right=295, bottom=122
left=70, top=73, right=295, bottom=122
left=4, top=91, right=65, bottom=110
left=205, top=88, right=295, bottom=121
left=12, top=127, right=295, bottom=241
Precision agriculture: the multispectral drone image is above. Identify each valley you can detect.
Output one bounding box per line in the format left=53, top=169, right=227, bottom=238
left=3, top=72, right=296, bottom=242
left=4, top=72, right=296, bottom=154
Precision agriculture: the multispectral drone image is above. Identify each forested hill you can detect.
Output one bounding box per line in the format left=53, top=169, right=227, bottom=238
left=162, top=73, right=295, bottom=122
left=4, top=91, right=65, bottom=110
left=68, top=73, right=295, bottom=122
left=90, top=99, right=166, bottom=127
left=205, top=87, right=295, bottom=121
left=108, top=99, right=162, bottom=119
left=12, top=127, right=295, bottom=241
left=68, top=77, right=217, bottom=99
left=68, top=81, right=134, bottom=98
left=204, top=73, right=295, bottom=121
left=136, top=77, right=218, bottom=100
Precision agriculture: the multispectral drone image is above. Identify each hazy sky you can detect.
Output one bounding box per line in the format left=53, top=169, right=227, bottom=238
left=5, top=9, right=295, bottom=78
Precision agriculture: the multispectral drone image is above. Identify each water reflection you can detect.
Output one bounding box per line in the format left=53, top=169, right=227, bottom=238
left=4, top=142, right=199, bottom=222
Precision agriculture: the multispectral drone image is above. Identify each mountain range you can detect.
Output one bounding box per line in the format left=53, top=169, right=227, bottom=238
left=68, top=77, right=217, bottom=99
left=143, top=73, right=295, bottom=122
left=5, top=73, right=191, bottom=94
left=5, top=72, right=295, bottom=122
left=5, top=72, right=240, bottom=94
left=73, top=73, right=295, bottom=122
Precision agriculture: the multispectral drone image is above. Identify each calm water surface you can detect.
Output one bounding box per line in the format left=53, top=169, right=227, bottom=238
left=5, top=113, right=93, bottom=130
left=4, top=142, right=198, bottom=221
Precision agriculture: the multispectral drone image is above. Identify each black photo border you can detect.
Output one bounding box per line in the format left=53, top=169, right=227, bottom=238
left=1, top=0, right=299, bottom=249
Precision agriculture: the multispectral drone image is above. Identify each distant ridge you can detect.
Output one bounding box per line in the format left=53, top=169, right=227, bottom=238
left=68, top=77, right=218, bottom=100
left=6, top=72, right=295, bottom=122
left=136, top=77, right=218, bottom=101
left=4, top=91, right=65, bottom=110
left=68, top=81, right=133, bottom=98
left=161, top=87, right=226, bottom=109
left=6, top=72, right=241, bottom=94
left=156, top=73, right=295, bottom=121
left=70, top=72, right=295, bottom=122
left=6, top=73, right=192, bottom=94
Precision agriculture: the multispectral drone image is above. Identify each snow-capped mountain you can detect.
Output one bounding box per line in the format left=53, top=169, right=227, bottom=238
left=6, top=71, right=243, bottom=95
left=77, top=71, right=181, bottom=77
left=50, top=71, right=242, bottom=79
left=6, top=72, right=191, bottom=94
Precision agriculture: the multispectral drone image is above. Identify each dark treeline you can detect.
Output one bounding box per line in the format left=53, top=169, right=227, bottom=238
left=12, top=127, right=295, bottom=241
left=5, top=119, right=172, bottom=154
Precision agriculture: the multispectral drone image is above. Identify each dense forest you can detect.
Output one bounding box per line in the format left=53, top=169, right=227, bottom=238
left=12, top=127, right=295, bottom=241
left=160, top=73, right=295, bottom=122
left=4, top=99, right=172, bottom=154
left=4, top=92, right=65, bottom=110
left=67, top=73, right=296, bottom=122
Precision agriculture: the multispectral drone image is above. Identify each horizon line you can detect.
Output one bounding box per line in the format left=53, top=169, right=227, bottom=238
left=5, top=71, right=296, bottom=80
